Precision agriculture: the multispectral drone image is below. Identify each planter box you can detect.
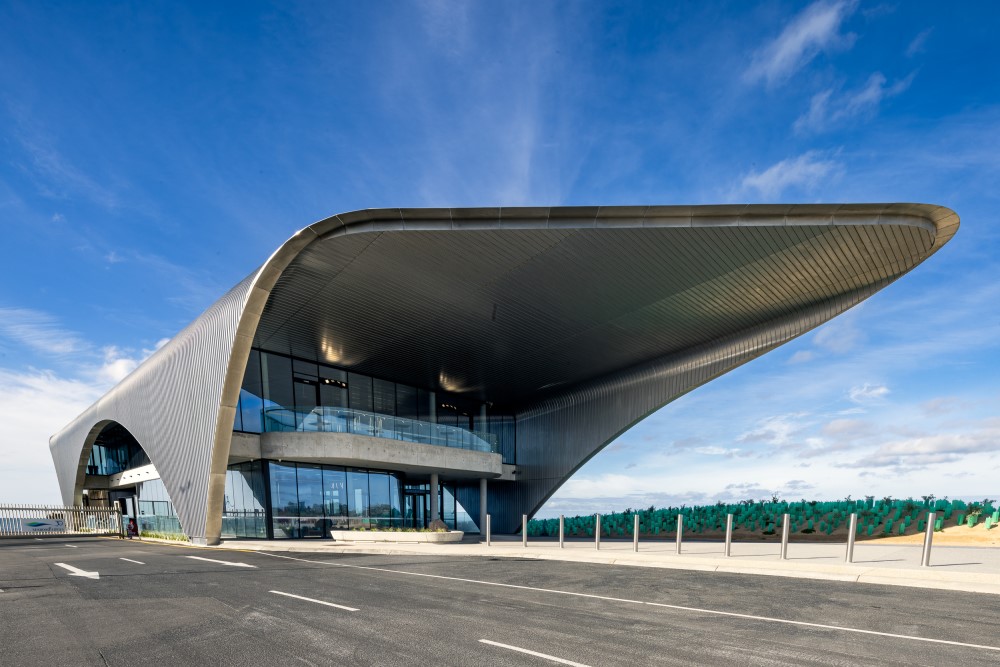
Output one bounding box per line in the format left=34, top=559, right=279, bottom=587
left=330, top=529, right=464, bottom=543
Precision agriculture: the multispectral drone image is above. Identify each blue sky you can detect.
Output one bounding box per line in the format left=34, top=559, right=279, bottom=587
left=1, top=1, right=997, bottom=511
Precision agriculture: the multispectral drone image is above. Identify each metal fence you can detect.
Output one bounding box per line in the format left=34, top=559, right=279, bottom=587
left=0, top=504, right=123, bottom=538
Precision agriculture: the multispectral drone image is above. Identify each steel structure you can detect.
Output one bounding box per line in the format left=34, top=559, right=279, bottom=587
left=50, top=204, right=958, bottom=543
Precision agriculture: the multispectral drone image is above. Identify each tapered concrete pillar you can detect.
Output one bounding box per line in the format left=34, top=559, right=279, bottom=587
left=430, top=473, right=439, bottom=522
left=479, top=478, right=488, bottom=534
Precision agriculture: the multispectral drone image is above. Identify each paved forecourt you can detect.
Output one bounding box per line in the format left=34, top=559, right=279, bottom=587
left=2, top=536, right=1000, bottom=666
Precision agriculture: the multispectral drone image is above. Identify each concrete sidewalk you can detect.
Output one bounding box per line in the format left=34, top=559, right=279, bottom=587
left=212, top=535, right=1000, bottom=596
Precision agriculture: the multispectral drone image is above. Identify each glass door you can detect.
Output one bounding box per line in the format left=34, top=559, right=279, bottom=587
left=403, top=492, right=428, bottom=529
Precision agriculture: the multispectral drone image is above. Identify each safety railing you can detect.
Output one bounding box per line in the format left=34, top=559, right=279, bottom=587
left=0, top=504, right=123, bottom=538
left=263, top=406, right=498, bottom=453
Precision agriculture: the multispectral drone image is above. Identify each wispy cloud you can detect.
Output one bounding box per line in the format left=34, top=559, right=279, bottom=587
left=738, top=150, right=842, bottom=199
left=744, top=0, right=859, bottom=87
left=0, top=337, right=167, bottom=503
left=906, top=28, right=933, bottom=57
left=0, top=307, right=89, bottom=356
left=6, top=102, right=122, bottom=210
left=794, top=71, right=916, bottom=133
left=849, top=383, right=890, bottom=403
left=839, top=418, right=1000, bottom=471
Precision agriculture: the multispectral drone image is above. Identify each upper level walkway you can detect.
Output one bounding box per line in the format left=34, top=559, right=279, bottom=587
left=263, top=406, right=498, bottom=454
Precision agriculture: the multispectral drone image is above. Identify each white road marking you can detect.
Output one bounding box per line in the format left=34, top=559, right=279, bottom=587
left=63, top=545, right=78, bottom=548
left=259, top=552, right=1000, bottom=653
left=269, top=590, right=358, bottom=611
left=185, top=555, right=256, bottom=568
left=120, top=558, right=145, bottom=565
left=54, top=562, right=100, bottom=580
left=479, top=639, right=591, bottom=666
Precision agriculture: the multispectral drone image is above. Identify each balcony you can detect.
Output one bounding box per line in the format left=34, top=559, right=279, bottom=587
left=263, top=406, right=498, bottom=454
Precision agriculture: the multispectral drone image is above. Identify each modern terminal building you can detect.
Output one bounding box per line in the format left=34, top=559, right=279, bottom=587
left=49, top=205, right=958, bottom=544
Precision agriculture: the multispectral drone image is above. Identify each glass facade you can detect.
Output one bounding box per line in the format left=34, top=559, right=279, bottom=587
left=86, top=423, right=150, bottom=476
left=135, top=478, right=182, bottom=536
left=234, top=348, right=516, bottom=462
left=221, top=459, right=473, bottom=539
left=222, top=460, right=268, bottom=538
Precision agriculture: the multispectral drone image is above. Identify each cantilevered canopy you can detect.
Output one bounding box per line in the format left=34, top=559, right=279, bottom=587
left=254, top=204, right=953, bottom=408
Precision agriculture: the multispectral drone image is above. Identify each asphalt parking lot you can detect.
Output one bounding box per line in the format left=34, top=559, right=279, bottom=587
left=1, top=537, right=998, bottom=666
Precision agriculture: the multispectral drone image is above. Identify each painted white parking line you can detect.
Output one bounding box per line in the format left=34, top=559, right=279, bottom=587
left=120, top=558, right=145, bottom=565
left=54, top=563, right=100, bottom=580
left=479, top=639, right=591, bottom=666
left=269, top=590, right=358, bottom=611
left=185, top=555, right=256, bottom=568
left=260, top=553, right=1000, bottom=654
left=63, top=545, right=78, bottom=548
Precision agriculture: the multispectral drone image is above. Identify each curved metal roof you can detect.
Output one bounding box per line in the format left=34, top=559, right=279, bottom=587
left=255, top=204, right=953, bottom=408
left=48, top=204, right=958, bottom=542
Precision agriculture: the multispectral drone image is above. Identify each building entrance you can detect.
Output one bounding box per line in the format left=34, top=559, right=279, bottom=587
left=403, top=492, right=428, bottom=529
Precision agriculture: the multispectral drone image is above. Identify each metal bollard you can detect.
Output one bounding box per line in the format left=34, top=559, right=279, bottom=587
left=633, top=514, right=640, bottom=553
left=676, top=514, right=684, bottom=554
left=780, top=513, right=790, bottom=560
left=486, top=514, right=491, bottom=547
left=595, top=513, right=601, bottom=550
left=522, top=514, right=527, bottom=548
left=921, top=511, right=936, bottom=567
left=845, top=513, right=857, bottom=563
left=559, top=515, right=564, bottom=548
left=724, top=513, right=733, bottom=557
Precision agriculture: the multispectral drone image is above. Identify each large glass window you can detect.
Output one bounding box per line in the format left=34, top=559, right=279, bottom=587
left=323, top=467, right=348, bottom=529
left=239, top=348, right=514, bottom=456
left=296, top=464, right=326, bottom=537
left=346, top=468, right=369, bottom=528
left=269, top=461, right=300, bottom=539
left=87, top=423, right=149, bottom=476
left=239, top=350, right=264, bottom=433
left=222, top=460, right=268, bottom=539
left=368, top=472, right=392, bottom=528
left=372, top=378, right=395, bottom=416
left=319, top=367, right=348, bottom=408
left=348, top=373, right=373, bottom=413
left=262, top=353, right=294, bottom=431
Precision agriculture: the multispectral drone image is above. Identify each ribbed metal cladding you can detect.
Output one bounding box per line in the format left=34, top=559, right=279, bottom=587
left=49, top=204, right=958, bottom=542
left=48, top=275, right=257, bottom=543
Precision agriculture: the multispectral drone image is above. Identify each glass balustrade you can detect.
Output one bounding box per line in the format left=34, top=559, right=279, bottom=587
left=263, top=406, right=498, bottom=454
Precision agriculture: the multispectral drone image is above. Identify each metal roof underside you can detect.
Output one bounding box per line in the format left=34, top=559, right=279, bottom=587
left=252, top=207, right=942, bottom=409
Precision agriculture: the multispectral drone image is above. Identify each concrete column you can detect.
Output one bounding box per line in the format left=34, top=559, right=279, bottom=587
left=428, top=392, right=437, bottom=423
left=479, top=478, right=488, bottom=534
left=430, top=473, right=439, bottom=522
left=478, top=404, right=487, bottom=432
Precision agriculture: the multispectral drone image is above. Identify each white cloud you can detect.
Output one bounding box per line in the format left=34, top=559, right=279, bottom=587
left=737, top=413, right=809, bottom=447
left=739, top=151, right=841, bottom=199
left=0, top=324, right=167, bottom=504
left=0, top=307, right=88, bottom=356
left=788, top=350, right=815, bottom=364
left=795, top=71, right=916, bottom=133
left=745, top=0, right=859, bottom=87
left=0, top=368, right=106, bottom=504
left=692, top=446, right=743, bottom=457
left=839, top=419, right=1000, bottom=471
left=906, top=28, right=933, bottom=57
left=849, top=383, right=890, bottom=403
